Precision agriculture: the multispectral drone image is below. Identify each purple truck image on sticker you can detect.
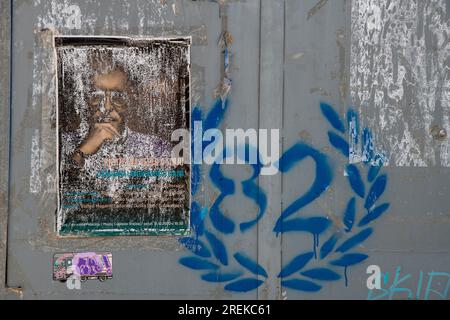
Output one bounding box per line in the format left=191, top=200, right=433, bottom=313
left=53, top=252, right=113, bottom=282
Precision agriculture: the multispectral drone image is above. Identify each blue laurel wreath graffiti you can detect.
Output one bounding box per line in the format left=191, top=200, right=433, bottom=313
left=178, top=99, right=390, bottom=293
left=277, top=103, right=390, bottom=292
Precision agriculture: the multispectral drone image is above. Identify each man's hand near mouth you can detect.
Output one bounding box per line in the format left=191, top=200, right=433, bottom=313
left=72, top=122, right=121, bottom=166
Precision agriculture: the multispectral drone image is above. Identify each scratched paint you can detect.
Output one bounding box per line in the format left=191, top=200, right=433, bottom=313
left=35, top=0, right=175, bottom=33
left=30, top=129, right=41, bottom=193
left=350, top=0, right=450, bottom=167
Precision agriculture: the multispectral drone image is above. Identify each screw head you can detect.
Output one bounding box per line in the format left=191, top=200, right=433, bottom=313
left=430, top=125, right=447, bottom=141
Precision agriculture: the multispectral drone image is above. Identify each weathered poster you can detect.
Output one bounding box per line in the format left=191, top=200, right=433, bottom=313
left=56, top=36, right=190, bottom=236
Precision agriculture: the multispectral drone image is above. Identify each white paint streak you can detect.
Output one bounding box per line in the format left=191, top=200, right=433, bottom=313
left=35, top=0, right=82, bottom=30
left=30, top=129, right=42, bottom=193
left=351, top=0, right=450, bottom=166
left=35, top=0, right=174, bottom=33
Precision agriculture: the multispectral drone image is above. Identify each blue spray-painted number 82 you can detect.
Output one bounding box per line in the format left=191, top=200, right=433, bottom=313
left=179, top=100, right=390, bottom=294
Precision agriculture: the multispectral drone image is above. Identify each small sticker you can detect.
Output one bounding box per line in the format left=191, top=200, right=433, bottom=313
left=53, top=252, right=113, bottom=283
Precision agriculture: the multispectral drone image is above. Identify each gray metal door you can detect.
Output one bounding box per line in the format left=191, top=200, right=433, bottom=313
left=0, top=0, right=449, bottom=300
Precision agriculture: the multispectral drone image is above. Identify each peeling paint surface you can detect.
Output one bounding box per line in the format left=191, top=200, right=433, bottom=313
left=351, top=0, right=450, bottom=166
left=30, top=129, right=41, bottom=193
left=34, top=0, right=175, bottom=32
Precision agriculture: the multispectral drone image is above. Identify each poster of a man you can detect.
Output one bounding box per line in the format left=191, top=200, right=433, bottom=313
left=56, top=36, right=191, bottom=237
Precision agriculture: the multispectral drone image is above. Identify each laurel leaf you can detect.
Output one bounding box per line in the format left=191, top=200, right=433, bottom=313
left=335, top=228, right=373, bottom=253
left=179, top=257, right=219, bottom=270
left=234, top=252, right=268, bottom=278
left=320, top=234, right=338, bottom=259
left=365, top=175, right=387, bottom=210
left=204, top=230, right=228, bottom=265
left=201, top=272, right=243, bottom=283
left=301, top=268, right=341, bottom=281
left=224, top=278, right=264, bottom=292
left=328, top=131, right=350, bottom=157
left=343, top=198, right=356, bottom=232
left=367, top=165, right=381, bottom=183
left=190, top=201, right=205, bottom=236
left=204, top=98, right=229, bottom=131
left=278, top=252, right=314, bottom=278
left=359, top=203, right=390, bottom=227
left=281, top=279, right=322, bottom=292
left=277, top=217, right=331, bottom=234
left=320, top=102, right=345, bottom=133
left=346, top=164, right=365, bottom=198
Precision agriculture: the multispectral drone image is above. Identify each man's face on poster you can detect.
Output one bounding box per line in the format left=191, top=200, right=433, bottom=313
left=87, top=69, right=129, bottom=134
